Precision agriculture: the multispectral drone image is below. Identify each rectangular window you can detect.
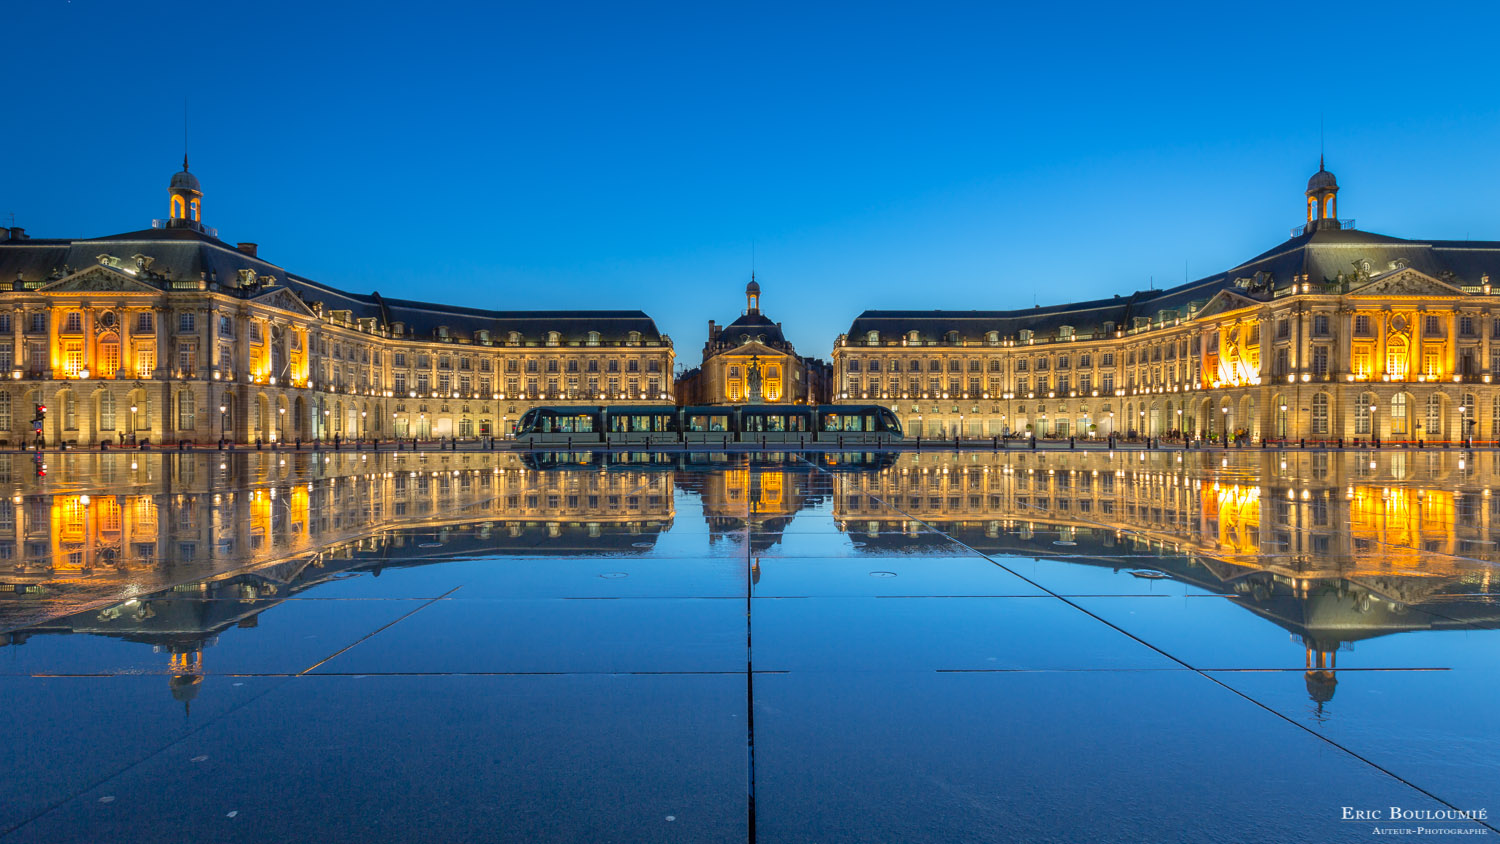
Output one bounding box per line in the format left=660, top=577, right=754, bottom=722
left=30, top=313, right=46, bottom=333
left=63, top=342, right=83, bottom=376
left=1101, top=373, right=1114, bottom=393
left=177, top=342, right=196, bottom=373
left=0, top=344, right=11, bottom=371
left=179, top=313, right=195, bottom=332
left=1460, top=315, right=1476, bottom=336
left=393, top=373, right=407, bottom=393
left=1312, top=314, right=1329, bottom=335
left=64, top=312, right=82, bottom=332
left=1312, top=346, right=1329, bottom=376
left=1424, top=314, right=1441, bottom=335
left=218, top=315, right=234, bottom=336
left=0, top=314, right=9, bottom=333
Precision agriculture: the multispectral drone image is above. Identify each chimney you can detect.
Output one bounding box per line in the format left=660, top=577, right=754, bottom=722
left=236, top=242, right=258, bottom=257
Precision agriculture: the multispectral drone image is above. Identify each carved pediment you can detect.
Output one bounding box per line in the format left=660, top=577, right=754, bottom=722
left=249, top=285, right=317, bottom=317
left=716, top=340, right=784, bottom=360
left=37, top=265, right=160, bottom=294
left=1193, top=290, right=1261, bottom=320
left=1349, top=268, right=1465, bottom=298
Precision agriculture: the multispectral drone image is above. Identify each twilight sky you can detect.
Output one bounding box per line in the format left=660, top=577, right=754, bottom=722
left=9, top=2, right=1500, bottom=363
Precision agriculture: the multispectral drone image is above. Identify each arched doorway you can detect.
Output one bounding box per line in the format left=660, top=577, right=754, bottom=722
left=94, top=388, right=118, bottom=444
left=256, top=393, right=271, bottom=441
left=294, top=396, right=306, bottom=440
left=1390, top=392, right=1411, bottom=437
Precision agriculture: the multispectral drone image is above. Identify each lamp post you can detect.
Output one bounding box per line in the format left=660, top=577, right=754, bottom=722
left=360, top=410, right=366, bottom=441
left=130, top=403, right=138, bottom=443
left=277, top=406, right=285, bottom=443
left=1222, top=405, right=1230, bottom=444
left=323, top=408, right=331, bottom=441
left=1278, top=403, right=1288, bottom=439
left=219, top=404, right=227, bottom=443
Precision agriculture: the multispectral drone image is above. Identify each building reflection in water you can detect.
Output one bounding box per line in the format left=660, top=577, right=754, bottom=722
left=2, top=449, right=1497, bottom=714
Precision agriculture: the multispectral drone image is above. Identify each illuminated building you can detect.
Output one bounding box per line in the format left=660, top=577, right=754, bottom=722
left=834, top=163, right=1500, bottom=442
left=676, top=278, right=831, bottom=405
left=0, top=160, right=674, bottom=446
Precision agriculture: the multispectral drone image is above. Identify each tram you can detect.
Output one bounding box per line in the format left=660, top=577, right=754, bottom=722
left=515, top=404, right=903, bottom=446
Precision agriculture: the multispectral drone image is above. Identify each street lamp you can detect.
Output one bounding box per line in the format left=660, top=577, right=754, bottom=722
left=277, top=406, right=285, bottom=442
left=360, top=410, right=367, bottom=441
left=130, top=404, right=138, bottom=442
left=219, top=404, right=227, bottom=442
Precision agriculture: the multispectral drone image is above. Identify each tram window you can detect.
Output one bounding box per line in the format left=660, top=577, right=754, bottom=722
left=688, top=414, right=729, bottom=432
left=539, top=414, right=594, bottom=433
left=747, top=414, right=805, bottom=432
left=611, top=413, right=673, bottom=433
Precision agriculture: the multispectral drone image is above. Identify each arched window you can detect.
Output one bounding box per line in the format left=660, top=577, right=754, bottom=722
left=171, top=196, right=186, bottom=219
left=587, top=331, right=600, bottom=346
left=866, top=330, right=879, bottom=345
left=1311, top=393, right=1329, bottom=435
left=178, top=391, right=195, bottom=430
left=1391, top=393, right=1409, bottom=435
left=189, top=198, right=201, bottom=221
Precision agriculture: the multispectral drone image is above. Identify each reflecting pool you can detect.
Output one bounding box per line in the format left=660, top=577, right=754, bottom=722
left=1, top=449, right=1497, bottom=842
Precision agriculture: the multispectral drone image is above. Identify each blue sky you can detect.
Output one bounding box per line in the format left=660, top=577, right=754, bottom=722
left=9, top=1, right=1500, bottom=362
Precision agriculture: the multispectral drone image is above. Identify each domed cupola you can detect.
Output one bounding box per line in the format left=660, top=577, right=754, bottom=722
left=745, top=274, right=761, bottom=315
left=1304, top=158, right=1340, bottom=231
left=168, top=156, right=204, bottom=230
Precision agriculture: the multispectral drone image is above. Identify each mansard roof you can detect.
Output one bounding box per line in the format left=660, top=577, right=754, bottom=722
left=717, top=312, right=789, bottom=348
left=0, top=225, right=667, bottom=345
left=845, top=226, right=1500, bottom=344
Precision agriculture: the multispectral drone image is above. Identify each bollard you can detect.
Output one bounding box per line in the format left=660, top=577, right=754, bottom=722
left=1300, top=438, right=1305, bottom=448
left=1338, top=438, right=1343, bottom=449
left=1069, top=436, right=1075, bottom=450
left=1030, top=436, right=1037, bottom=450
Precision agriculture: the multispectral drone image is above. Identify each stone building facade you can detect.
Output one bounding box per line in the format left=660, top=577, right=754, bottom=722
left=675, top=279, right=831, bottom=405
left=834, top=164, right=1500, bottom=442
left=0, top=161, right=674, bottom=446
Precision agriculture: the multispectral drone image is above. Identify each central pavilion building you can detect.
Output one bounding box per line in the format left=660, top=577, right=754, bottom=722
left=834, top=164, right=1500, bottom=442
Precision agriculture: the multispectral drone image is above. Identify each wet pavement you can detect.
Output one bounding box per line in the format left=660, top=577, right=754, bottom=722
left=1, top=449, right=1497, bottom=842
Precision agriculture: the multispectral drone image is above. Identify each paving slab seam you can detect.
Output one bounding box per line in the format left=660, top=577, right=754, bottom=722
left=796, top=455, right=1500, bottom=834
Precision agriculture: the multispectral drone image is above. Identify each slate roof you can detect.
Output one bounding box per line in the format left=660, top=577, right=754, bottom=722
left=0, top=225, right=667, bottom=344
left=845, top=226, right=1500, bottom=343
left=716, top=312, right=789, bottom=348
